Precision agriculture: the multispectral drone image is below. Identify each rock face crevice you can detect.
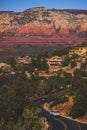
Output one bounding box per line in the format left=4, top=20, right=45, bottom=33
left=0, top=7, right=87, bottom=46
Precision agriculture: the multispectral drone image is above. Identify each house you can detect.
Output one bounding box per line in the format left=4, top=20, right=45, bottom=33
left=69, top=47, right=87, bottom=56
left=0, top=62, right=11, bottom=69
left=0, top=62, right=11, bottom=72
left=47, top=56, right=64, bottom=72
left=17, top=56, right=31, bottom=64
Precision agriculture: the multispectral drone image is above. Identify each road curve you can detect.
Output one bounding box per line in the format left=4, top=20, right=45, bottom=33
left=33, top=98, right=87, bottom=130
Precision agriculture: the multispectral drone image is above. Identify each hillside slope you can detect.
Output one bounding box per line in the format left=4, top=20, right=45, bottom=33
left=0, top=7, right=87, bottom=47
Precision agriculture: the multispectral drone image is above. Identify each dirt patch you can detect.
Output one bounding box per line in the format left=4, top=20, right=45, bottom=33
left=77, top=115, right=87, bottom=123
left=51, top=96, right=74, bottom=116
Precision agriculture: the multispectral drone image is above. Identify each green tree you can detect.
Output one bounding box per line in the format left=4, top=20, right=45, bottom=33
left=70, top=60, right=77, bottom=68
left=72, top=53, right=79, bottom=59
left=62, top=56, right=71, bottom=67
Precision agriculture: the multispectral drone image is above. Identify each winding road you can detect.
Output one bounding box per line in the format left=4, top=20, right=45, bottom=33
left=33, top=98, right=87, bottom=130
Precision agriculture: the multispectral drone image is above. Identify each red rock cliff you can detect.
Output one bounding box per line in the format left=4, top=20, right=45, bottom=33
left=0, top=7, right=87, bottom=46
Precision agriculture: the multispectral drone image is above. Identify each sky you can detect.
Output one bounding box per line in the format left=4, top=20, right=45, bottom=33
left=0, top=0, right=87, bottom=12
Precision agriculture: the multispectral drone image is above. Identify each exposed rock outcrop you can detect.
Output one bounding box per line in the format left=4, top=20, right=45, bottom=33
left=0, top=7, right=87, bottom=47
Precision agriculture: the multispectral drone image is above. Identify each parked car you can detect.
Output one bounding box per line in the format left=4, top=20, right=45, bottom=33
left=49, top=110, right=61, bottom=116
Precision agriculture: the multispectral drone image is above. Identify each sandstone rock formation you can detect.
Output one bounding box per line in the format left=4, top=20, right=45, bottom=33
left=0, top=7, right=87, bottom=47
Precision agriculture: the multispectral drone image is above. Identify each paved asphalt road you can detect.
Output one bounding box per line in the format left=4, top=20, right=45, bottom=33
left=33, top=98, right=87, bottom=130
